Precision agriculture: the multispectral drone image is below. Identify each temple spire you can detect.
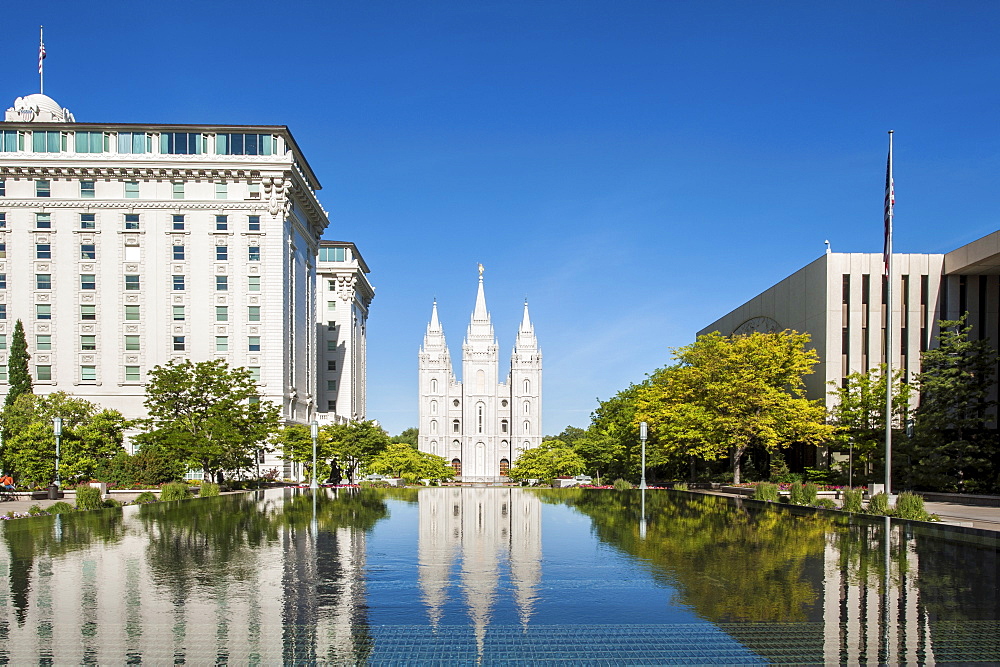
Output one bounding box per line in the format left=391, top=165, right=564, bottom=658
left=472, top=264, right=489, bottom=322
left=519, top=299, right=532, bottom=333
left=428, top=299, right=441, bottom=332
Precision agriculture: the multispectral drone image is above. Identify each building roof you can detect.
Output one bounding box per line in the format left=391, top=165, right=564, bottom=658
left=944, top=230, right=1000, bottom=275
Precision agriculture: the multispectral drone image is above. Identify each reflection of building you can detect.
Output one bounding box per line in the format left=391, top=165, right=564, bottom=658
left=417, top=488, right=542, bottom=653
left=418, top=271, right=542, bottom=482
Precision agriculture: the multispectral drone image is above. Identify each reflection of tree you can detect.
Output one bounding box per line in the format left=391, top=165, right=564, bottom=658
left=2, top=510, right=126, bottom=626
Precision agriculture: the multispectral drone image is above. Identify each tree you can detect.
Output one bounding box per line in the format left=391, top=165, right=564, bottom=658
left=323, top=420, right=391, bottom=483
left=828, top=364, right=912, bottom=483
left=4, top=320, right=32, bottom=411
left=138, top=359, right=281, bottom=482
left=507, top=439, right=586, bottom=481
left=575, top=385, right=650, bottom=483
left=368, top=442, right=454, bottom=481
left=907, top=315, right=999, bottom=492
left=391, top=427, right=419, bottom=449
left=638, top=331, right=833, bottom=484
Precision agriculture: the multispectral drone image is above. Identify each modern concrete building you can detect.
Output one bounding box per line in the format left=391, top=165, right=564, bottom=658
left=0, top=91, right=373, bottom=476
left=418, top=270, right=542, bottom=482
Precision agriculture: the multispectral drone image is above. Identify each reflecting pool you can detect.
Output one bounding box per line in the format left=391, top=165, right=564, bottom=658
left=0, top=488, right=997, bottom=664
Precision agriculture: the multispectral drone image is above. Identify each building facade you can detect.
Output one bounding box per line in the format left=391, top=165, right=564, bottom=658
left=418, top=271, right=541, bottom=482
left=316, top=240, right=373, bottom=424
left=0, top=92, right=372, bottom=476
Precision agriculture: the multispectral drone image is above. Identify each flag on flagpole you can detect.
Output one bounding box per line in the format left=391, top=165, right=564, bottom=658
left=883, top=141, right=894, bottom=276
left=38, top=38, right=46, bottom=74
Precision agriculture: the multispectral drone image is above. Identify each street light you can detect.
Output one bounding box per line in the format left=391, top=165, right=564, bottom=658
left=52, top=417, right=62, bottom=488
left=310, top=421, right=319, bottom=489
left=639, top=421, right=648, bottom=490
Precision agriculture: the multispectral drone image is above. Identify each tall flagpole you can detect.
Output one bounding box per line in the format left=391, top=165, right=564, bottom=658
left=884, top=130, right=895, bottom=496
left=39, top=26, right=46, bottom=95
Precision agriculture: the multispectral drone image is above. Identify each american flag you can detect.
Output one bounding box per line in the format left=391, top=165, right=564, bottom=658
left=883, top=142, right=894, bottom=276
left=38, top=39, right=46, bottom=74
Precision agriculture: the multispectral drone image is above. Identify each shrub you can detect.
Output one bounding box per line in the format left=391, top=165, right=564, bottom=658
left=802, top=482, right=819, bottom=506
left=866, top=492, right=891, bottom=516
left=27, top=504, right=47, bottom=516
left=788, top=483, right=805, bottom=505
left=841, top=488, right=864, bottom=513
left=134, top=491, right=157, bottom=504
left=199, top=482, right=221, bottom=498
left=753, top=482, right=780, bottom=502
left=47, top=501, right=75, bottom=514
left=673, top=482, right=689, bottom=491
left=815, top=498, right=838, bottom=510
left=894, top=492, right=930, bottom=521
left=360, top=480, right=390, bottom=488
left=75, top=487, right=104, bottom=511
left=612, top=478, right=633, bottom=491
left=102, top=498, right=122, bottom=508
left=401, top=473, right=421, bottom=486
left=160, top=482, right=190, bottom=502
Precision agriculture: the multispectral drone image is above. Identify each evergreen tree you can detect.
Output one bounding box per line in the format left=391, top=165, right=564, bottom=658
left=4, top=320, right=32, bottom=410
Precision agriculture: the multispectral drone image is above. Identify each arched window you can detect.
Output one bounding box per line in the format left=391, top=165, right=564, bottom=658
left=453, top=419, right=460, bottom=433
left=453, top=399, right=460, bottom=408
left=451, top=458, right=462, bottom=476
left=477, top=402, right=485, bottom=433
left=524, top=379, right=530, bottom=393
left=430, top=400, right=438, bottom=415
left=523, top=401, right=530, bottom=415
left=453, top=439, right=460, bottom=449
left=430, top=440, right=438, bottom=455
left=499, top=458, right=510, bottom=476
left=523, top=441, right=530, bottom=452
left=501, top=439, right=508, bottom=451
left=501, top=399, right=508, bottom=408
left=430, top=420, right=437, bottom=434
left=501, top=419, right=508, bottom=434
left=430, top=378, right=438, bottom=393
left=523, top=421, right=530, bottom=434
left=476, top=369, right=486, bottom=393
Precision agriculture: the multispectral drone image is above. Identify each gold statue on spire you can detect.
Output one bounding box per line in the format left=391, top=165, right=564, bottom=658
left=478, top=263, right=484, bottom=277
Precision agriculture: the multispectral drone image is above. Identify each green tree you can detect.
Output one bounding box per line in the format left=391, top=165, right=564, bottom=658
left=368, top=442, right=454, bottom=481
left=638, top=331, right=833, bottom=484
left=323, top=420, right=391, bottom=483
left=507, top=439, right=586, bottom=481
left=138, top=359, right=281, bottom=483
left=575, top=384, right=649, bottom=483
left=4, top=320, right=32, bottom=411
left=391, top=427, right=419, bottom=449
left=907, top=315, right=999, bottom=492
left=828, top=364, right=912, bottom=483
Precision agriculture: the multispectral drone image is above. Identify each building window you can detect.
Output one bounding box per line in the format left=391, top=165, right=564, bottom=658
left=499, top=459, right=510, bottom=476
left=451, top=459, right=462, bottom=476
left=216, top=306, right=228, bottom=322
left=172, top=214, right=185, bottom=230
left=125, top=245, right=139, bottom=262
left=81, top=365, right=97, bottom=382
left=36, top=365, right=52, bottom=381
left=249, top=367, right=261, bottom=381
left=81, top=305, right=96, bottom=320
left=173, top=245, right=185, bottom=260
left=248, top=336, right=261, bottom=352
left=0, top=273, right=5, bottom=289
left=124, top=181, right=139, bottom=198
left=215, top=182, right=227, bottom=199
left=0, top=243, right=5, bottom=259
left=319, top=247, right=346, bottom=262
left=327, top=379, right=336, bottom=391
left=81, top=335, right=97, bottom=351
left=161, top=132, right=204, bottom=155
left=35, top=213, right=51, bottom=229
left=327, top=301, right=337, bottom=311
left=81, top=274, right=96, bottom=290
left=36, top=335, right=51, bottom=350
left=172, top=275, right=185, bottom=291
left=327, top=400, right=336, bottom=411
left=248, top=276, right=260, bottom=291
left=36, top=243, right=50, bottom=259
left=0, top=213, right=5, bottom=228
left=501, top=419, right=508, bottom=434
left=125, top=366, right=141, bottom=382
left=75, top=132, right=108, bottom=153
left=248, top=306, right=261, bottom=322
left=80, top=244, right=96, bottom=260
left=33, top=132, right=65, bottom=153
left=0, top=334, right=5, bottom=350
left=172, top=182, right=185, bottom=199
left=35, top=180, right=51, bottom=197
left=430, top=420, right=438, bottom=434
left=524, top=401, right=530, bottom=415
left=327, top=339, right=337, bottom=351
left=1, top=130, right=23, bottom=152
left=125, top=275, right=140, bottom=290
left=215, top=215, right=228, bottom=231
left=173, top=336, right=185, bottom=351
left=118, top=132, right=151, bottom=154
left=124, top=214, right=139, bottom=229
left=430, top=378, right=438, bottom=392
left=35, top=274, right=51, bottom=290
left=80, top=180, right=96, bottom=198
left=248, top=246, right=260, bottom=261
left=327, top=280, right=337, bottom=291
left=248, top=215, right=260, bottom=231
left=0, top=366, right=6, bottom=382
left=125, top=305, right=140, bottom=320
left=327, top=360, right=336, bottom=371
left=216, top=336, right=228, bottom=352
left=523, top=421, right=530, bottom=434
left=124, top=335, right=140, bottom=351
left=216, top=275, right=228, bottom=291
left=524, top=379, right=531, bottom=393
left=36, top=304, right=51, bottom=320
left=0, top=304, right=4, bottom=319
left=452, top=419, right=460, bottom=433
left=477, top=403, right=485, bottom=433
left=172, top=305, right=185, bottom=321
left=215, top=133, right=274, bottom=155
left=216, top=246, right=228, bottom=261
left=327, top=321, right=336, bottom=331
left=80, top=213, right=96, bottom=229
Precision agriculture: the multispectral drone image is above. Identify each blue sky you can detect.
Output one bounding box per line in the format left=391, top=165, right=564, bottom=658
left=6, top=1, right=1000, bottom=436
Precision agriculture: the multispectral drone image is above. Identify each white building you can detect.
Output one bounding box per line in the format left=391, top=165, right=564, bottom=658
left=316, top=240, right=373, bottom=424
left=0, top=91, right=372, bottom=476
left=418, top=270, right=542, bottom=482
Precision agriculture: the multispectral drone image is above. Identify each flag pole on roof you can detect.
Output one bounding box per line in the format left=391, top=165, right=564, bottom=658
left=39, top=26, right=46, bottom=95
left=884, top=130, right=895, bottom=497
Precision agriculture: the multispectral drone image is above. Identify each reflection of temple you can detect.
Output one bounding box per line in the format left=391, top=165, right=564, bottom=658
left=418, top=488, right=542, bottom=652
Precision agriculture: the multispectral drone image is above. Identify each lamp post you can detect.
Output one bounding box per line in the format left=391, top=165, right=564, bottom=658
left=639, top=421, right=648, bottom=490
left=52, top=417, right=62, bottom=488
left=310, top=421, right=319, bottom=489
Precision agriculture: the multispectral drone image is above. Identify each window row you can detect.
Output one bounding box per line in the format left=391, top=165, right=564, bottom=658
left=2, top=241, right=261, bottom=262
left=0, top=364, right=262, bottom=383
left=9, top=304, right=263, bottom=321
left=3, top=179, right=262, bottom=201
left=0, top=273, right=262, bottom=292
left=0, top=130, right=277, bottom=156
left=426, top=418, right=531, bottom=434
left=2, top=334, right=263, bottom=352
left=0, top=211, right=262, bottom=232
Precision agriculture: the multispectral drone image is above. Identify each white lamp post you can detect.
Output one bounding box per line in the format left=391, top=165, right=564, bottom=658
left=52, top=417, right=62, bottom=488
left=310, top=421, right=319, bottom=489
left=639, top=421, right=648, bottom=490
